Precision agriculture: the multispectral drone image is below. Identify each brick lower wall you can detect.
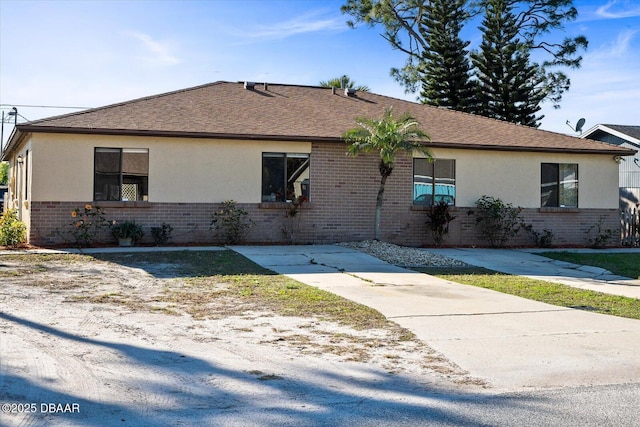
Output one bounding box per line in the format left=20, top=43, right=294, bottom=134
left=28, top=141, right=622, bottom=248
left=30, top=201, right=300, bottom=246
left=28, top=200, right=620, bottom=248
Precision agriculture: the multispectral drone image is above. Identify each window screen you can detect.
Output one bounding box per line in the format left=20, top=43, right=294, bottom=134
left=262, top=153, right=310, bottom=202
left=94, top=148, right=149, bottom=201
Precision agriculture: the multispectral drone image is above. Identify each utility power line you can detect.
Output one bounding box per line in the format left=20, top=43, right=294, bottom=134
left=0, top=104, right=90, bottom=109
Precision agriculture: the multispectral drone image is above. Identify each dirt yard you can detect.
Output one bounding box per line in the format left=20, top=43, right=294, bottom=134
left=0, top=250, right=480, bottom=426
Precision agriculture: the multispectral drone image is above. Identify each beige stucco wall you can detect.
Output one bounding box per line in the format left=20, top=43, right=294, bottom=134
left=30, top=133, right=311, bottom=203
left=26, top=132, right=618, bottom=209
left=417, top=148, right=620, bottom=209
left=5, top=135, right=33, bottom=228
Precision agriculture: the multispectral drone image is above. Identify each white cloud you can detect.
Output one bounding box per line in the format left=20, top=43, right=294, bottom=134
left=539, top=28, right=640, bottom=133
left=596, top=1, right=640, bottom=19
left=233, top=10, right=346, bottom=40
left=608, top=29, right=640, bottom=56
left=125, top=31, right=180, bottom=65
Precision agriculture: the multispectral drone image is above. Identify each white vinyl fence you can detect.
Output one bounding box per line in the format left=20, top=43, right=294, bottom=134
left=621, top=208, right=640, bottom=247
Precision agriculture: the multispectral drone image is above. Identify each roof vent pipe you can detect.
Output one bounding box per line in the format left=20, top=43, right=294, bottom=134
left=263, top=82, right=268, bottom=90
left=331, top=87, right=336, bottom=95
left=244, top=81, right=255, bottom=90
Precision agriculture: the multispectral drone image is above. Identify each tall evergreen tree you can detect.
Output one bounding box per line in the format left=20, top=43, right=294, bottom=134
left=419, top=0, right=476, bottom=112
left=470, top=0, right=545, bottom=127
left=342, top=0, right=586, bottom=110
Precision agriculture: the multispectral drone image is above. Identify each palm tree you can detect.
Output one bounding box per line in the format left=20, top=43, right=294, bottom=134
left=319, top=75, right=370, bottom=92
left=343, top=107, right=432, bottom=240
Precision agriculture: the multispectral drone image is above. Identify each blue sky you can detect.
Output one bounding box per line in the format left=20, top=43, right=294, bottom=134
left=1, top=0, right=639, bottom=146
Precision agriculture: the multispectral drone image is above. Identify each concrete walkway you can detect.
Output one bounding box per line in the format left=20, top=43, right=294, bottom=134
left=231, top=245, right=640, bottom=392
left=427, top=248, right=640, bottom=299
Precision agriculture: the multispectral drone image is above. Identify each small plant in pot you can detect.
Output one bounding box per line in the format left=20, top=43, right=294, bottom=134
left=111, top=220, right=144, bottom=246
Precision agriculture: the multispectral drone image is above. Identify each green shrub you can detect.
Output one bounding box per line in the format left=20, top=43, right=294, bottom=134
left=525, top=227, right=555, bottom=248
left=210, top=200, right=254, bottom=244
left=283, top=195, right=307, bottom=243
left=0, top=162, right=8, bottom=185
left=69, top=204, right=110, bottom=247
left=0, top=209, right=27, bottom=247
left=426, top=201, right=456, bottom=246
left=151, top=222, right=173, bottom=246
left=586, top=216, right=615, bottom=249
left=471, top=195, right=524, bottom=247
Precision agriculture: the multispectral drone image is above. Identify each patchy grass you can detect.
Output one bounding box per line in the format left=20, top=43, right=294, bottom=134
left=417, top=266, right=640, bottom=320
left=175, top=275, right=392, bottom=330
left=92, top=250, right=399, bottom=331
left=538, top=252, right=640, bottom=279
left=0, top=253, right=92, bottom=263
left=2, top=251, right=392, bottom=331
left=92, top=250, right=272, bottom=277
left=0, top=253, right=92, bottom=277
left=0, top=251, right=485, bottom=383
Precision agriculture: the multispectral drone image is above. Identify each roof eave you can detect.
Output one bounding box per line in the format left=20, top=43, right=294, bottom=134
left=427, top=141, right=637, bottom=156
left=1, top=127, right=25, bottom=161
left=581, top=124, right=640, bottom=148
left=14, top=125, right=637, bottom=156
left=14, top=125, right=342, bottom=144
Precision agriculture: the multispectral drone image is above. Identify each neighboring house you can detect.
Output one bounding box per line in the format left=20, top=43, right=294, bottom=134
left=581, top=124, right=640, bottom=209
left=1, top=81, right=636, bottom=247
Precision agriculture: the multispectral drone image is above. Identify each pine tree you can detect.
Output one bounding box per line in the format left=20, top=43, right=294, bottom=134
left=343, top=0, right=586, bottom=109
left=471, top=0, right=546, bottom=127
left=419, top=0, right=476, bottom=112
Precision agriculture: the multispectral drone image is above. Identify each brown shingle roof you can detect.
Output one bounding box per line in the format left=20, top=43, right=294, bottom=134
left=12, top=81, right=636, bottom=155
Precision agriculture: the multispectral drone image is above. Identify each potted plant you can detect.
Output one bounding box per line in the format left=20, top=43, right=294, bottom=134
left=111, top=220, right=144, bottom=246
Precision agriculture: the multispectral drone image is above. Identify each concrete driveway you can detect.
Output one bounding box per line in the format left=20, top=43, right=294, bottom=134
left=429, top=248, right=640, bottom=299
left=231, top=245, right=640, bottom=392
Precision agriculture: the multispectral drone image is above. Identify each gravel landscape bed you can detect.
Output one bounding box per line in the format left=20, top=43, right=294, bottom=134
left=337, top=240, right=468, bottom=268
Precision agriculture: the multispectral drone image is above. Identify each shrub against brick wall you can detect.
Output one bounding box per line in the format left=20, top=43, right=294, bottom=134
left=27, top=141, right=621, bottom=247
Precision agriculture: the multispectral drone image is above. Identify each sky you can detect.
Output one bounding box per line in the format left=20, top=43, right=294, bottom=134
left=1, top=0, right=639, bottom=147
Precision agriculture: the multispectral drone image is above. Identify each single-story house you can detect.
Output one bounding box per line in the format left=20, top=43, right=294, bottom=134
left=581, top=124, right=640, bottom=209
left=2, top=81, right=636, bottom=247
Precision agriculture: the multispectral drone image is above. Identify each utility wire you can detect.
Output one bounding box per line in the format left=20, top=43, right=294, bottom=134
left=0, top=104, right=90, bottom=109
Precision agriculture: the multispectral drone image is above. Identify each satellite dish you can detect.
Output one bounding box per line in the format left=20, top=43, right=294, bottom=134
left=566, top=118, right=586, bottom=134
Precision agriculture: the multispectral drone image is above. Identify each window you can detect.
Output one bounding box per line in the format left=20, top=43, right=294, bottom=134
left=413, top=159, right=455, bottom=206
left=94, top=148, right=149, bottom=201
left=262, top=153, right=310, bottom=202
left=541, top=163, right=578, bottom=207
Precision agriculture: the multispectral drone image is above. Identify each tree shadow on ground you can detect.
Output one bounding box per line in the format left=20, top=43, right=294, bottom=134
left=0, top=311, right=550, bottom=426
left=90, top=250, right=276, bottom=279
